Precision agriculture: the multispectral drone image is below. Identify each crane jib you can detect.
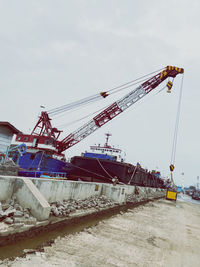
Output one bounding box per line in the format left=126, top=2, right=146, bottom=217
left=57, top=66, right=184, bottom=153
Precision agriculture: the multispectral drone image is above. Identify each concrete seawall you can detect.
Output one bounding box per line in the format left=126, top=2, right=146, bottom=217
left=0, top=176, right=165, bottom=213
left=0, top=175, right=165, bottom=247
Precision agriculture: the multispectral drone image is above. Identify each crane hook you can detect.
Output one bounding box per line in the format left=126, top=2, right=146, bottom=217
left=167, top=81, right=173, bottom=93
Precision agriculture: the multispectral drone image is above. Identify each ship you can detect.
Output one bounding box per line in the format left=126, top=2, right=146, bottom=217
left=67, top=133, right=165, bottom=188
left=11, top=66, right=184, bottom=187
left=14, top=132, right=165, bottom=188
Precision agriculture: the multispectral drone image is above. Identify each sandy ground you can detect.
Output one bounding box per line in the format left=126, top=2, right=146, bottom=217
left=1, top=195, right=200, bottom=267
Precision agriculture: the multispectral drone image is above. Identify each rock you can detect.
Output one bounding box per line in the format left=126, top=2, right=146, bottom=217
left=0, top=214, right=7, bottom=222
left=0, top=207, right=16, bottom=219
left=4, top=208, right=16, bottom=217
left=52, top=207, right=60, bottom=217
left=1, top=203, right=10, bottom=211
left=62, top=211, right=69, bottom=217
left=55, top=201, right=62, bottom=207
left=23, top=208, right=30, bottom=213
left=14, top=217, right=27, bottom=224
left=50, top=205, right=55, bottom=210
left=9, top=199, right=15, bottom=207
left=14, top=210, right=24, bottom=217
left=23, top=249, right=35, bottom=254
left=57, top=206, right=64, bottom=212
left=70, top=207, right=76, bottom=212
left=14, top=204, right=23, bottom=211
left=4, top=217, right=14, bottom=224
left=24, top=213, right=30, bottom=219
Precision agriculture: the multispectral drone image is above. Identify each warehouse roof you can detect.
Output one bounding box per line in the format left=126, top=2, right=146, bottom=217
left=0, top=121, right=21, bottom=134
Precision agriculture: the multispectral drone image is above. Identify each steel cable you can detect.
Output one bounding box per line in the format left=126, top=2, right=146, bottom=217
left=47, top=67, right=166, bottom=117
left=106, top=67, right=165, bottom=93
left=170, top=74, right=184, bottom=165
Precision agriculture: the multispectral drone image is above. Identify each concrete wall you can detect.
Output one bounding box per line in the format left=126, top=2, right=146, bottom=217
left=31, top=179, right=129, bottom=204
left=0, top=175, right=15, bottom=201
left=0, top=176, right=165, bottom=221
left=32, top=178, right=103, bottom=203
left=102, top=184, right=126, bottom=204
left=124, top=184, right=135, bottom=195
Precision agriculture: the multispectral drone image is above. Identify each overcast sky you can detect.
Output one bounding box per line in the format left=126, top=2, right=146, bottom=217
left=1, top=0, right=199, bottom=187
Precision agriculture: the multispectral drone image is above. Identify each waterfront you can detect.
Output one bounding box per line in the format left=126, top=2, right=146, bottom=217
left=1, top=195, right=200, bottom=267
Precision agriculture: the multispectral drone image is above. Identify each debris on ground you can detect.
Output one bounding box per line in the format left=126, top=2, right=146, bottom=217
left=50, top=195, right=115, bottom=217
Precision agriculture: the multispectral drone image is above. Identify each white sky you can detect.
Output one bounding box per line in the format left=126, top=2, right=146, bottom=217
left=0, top=0, right=199, bottom=187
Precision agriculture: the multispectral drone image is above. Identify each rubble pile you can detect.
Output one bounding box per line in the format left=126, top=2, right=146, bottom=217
left=0, top=160, right=19, bottom=176
left=0, top=197, right=37, bottom=226
left=50, top=195, right=115, bottom=217
left=126, top=194, right=140, bottom=203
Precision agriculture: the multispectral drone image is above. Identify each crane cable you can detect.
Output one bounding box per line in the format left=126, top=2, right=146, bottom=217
left=169, top=74, right=184, bottom=184
left=47, top=67, right=165, bottom=117
left=107, top=67, right=165, bottom=93
left=56, top=83, right=168, bottom=129
left=47, top=94, right=103, bottom=116
left=51, top=74, right=154, bottom=122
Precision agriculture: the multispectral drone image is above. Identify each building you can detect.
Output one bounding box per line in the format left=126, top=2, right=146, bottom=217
left=0, top=122, right=21, bottom=153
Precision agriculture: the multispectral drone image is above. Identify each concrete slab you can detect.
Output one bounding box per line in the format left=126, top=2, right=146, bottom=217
left=14, top=178, right=50, bottom=221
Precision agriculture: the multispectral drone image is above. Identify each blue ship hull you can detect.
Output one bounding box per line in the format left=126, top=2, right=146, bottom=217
left=16, top=151, right=73, bottom=177
left=18, top=170, right=67, bottom=178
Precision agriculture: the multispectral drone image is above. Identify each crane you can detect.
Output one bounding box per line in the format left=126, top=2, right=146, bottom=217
left=15, top=66, right=184, bottom=156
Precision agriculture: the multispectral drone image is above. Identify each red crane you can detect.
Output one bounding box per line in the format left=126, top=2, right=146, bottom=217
left=15, top=66, right=184, bottom=155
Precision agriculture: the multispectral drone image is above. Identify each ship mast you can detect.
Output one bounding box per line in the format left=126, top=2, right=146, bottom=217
left=105, top=133, right=112, bottom=148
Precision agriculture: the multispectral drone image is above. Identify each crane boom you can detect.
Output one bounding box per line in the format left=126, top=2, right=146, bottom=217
left=57, top=66, right=184, bottom=153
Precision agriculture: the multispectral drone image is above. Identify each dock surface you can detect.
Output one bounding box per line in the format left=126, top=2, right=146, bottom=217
left=2, top=194, right=200, bottom=267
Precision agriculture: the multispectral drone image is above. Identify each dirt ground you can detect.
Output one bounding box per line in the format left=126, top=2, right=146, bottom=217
left=1, top=195, right=200, bottom=267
